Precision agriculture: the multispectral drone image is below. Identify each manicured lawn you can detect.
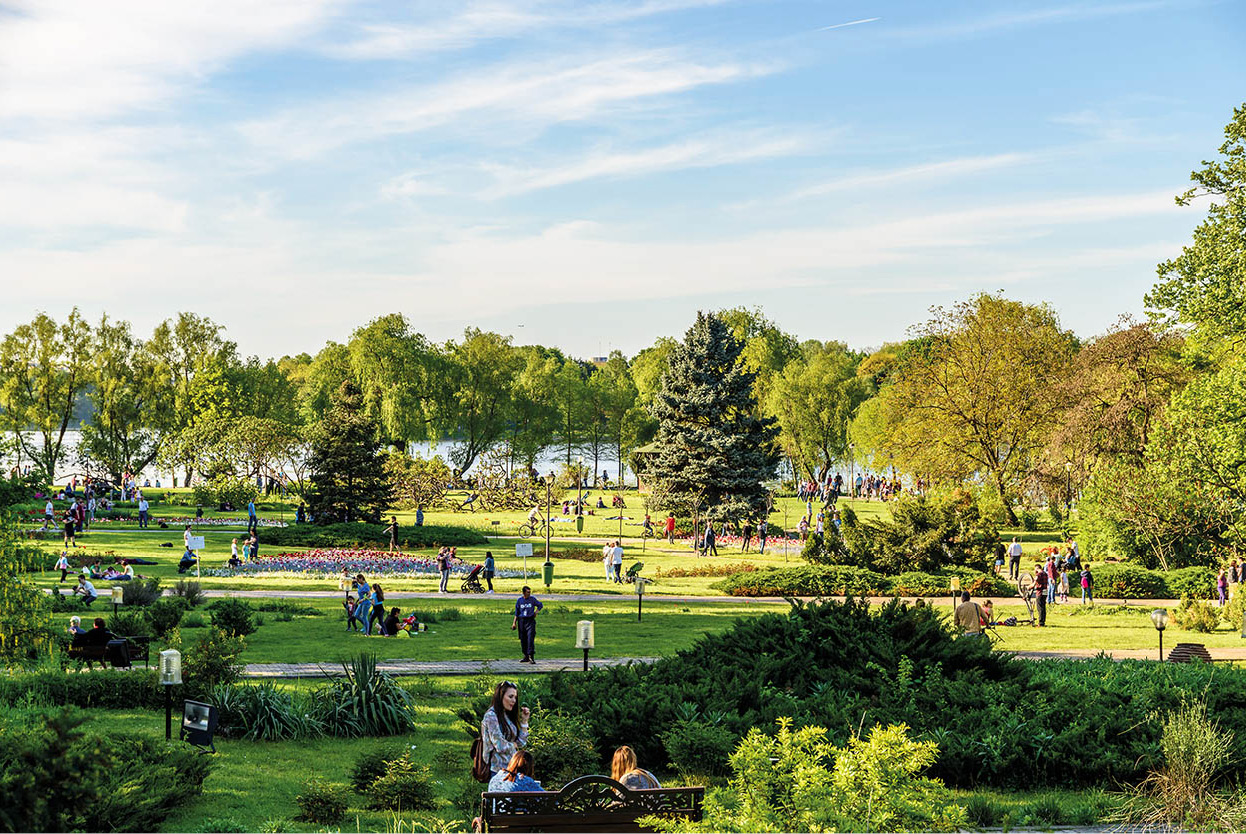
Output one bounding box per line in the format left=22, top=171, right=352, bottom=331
left=238, top=597, right=789, bottom=664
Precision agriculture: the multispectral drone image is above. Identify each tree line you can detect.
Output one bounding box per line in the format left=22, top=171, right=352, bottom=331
left=2, top=105, right=1242, bottom=566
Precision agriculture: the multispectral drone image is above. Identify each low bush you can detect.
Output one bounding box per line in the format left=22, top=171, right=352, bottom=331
left=0, top=708, right=213, bottom=833
left=408, top=607, right=463, bottom=624
left=294, top=780, right=348, bottom=825
left=319, top=654, right=415, bottom=737
left=212, top=681, right=323, bottom=741
left=654, top=562, right=759, bottom=579
left=549, top=548, right=602, bottom=563
left=1166, top=567, right=1217, bottom=600
left=662, top=718, right=737, bottom=778
left=1020, top=509, right=1040, bottom=531
left=109, top=608, right=152, bottom=638
left=350, top=746, right=406, bottom=792
left=206, top=598, right=258, bottom=637
left=362, top=753, right=437, bottom=812
left=262, top=522, right=485, bottom=550
left=122, top=577, right=163, bottom=607
left=171, top=579, right=205, bottom=607
left=713, top=566, right=1012, bottom=598
left=181, top=627, right=247, bottom=693
left=1171, top=596, right=1220, bottom=633
left=0, top=669, right=163, bottom=709
left=1223, top=592, right=1246, bottom=631
left=1093, top=564, right=1169, bottom=600
left=254, top=600, right=322, bottom=618
left=147, top=597, right=190, bottom=637
left=525, top=710, right=599, bottom=789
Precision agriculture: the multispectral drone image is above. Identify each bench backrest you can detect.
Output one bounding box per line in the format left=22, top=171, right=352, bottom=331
left=482, top=775, right=704, bottom=832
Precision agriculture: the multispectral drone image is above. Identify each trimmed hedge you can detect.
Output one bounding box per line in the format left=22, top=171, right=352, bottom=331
left=0, top=669, right=164, bottom=709
left=259, top=522, right=486, bottom=549
left=712, top=566, right=1014, bottom=598
left=716, top=564, right=1216, bottom=600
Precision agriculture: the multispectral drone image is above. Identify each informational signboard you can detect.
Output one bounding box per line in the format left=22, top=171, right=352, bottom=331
left=516, top=542, right=533, bottom=577
left=187, top=536, right=206, bottom=550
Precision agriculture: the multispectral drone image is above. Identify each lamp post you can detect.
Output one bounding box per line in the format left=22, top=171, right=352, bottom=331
left=1151, top=609, right=1168, bottom=661
left=576, top=620, right=595, bottom=671
left=849, top=443, right=855, bottom=499
left=950, top=575, right=961, bottom=611
left=160, top=649, right=182, bottom=740
left=544, top=472, right=553, bottom=567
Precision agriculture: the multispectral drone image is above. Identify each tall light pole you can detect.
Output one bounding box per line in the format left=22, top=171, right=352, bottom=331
left=1065, top=461, right=1073, bottom=522
left=575, top=455, right=584, bottom=535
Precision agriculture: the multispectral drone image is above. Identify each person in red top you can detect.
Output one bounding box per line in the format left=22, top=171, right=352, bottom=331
left=665, top=513, right=676, bottom=544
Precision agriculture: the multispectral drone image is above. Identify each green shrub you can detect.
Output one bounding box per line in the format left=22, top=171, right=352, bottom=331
left=1171, top=597, right=1220, bottom=633
left=294, top=780, right=348, bottom=824
left=181, top=612, right=207, bottom=628
left=171, top=579, right=205, bottom=606
left=192, top=476, right=259, bottom=511
left=206, top=598, right=258, bottom=637
left=122, top=577, right=163, bottom=606
left=662, top=718, right=737, bottom=777
left=261, top=521, right=485, bottom=549
left=525, top=710, right=600, bottom=789
left=147, top=597, right=190, bottom=637
left=363, top=753, right=437, bottom=812
left=1223, top=592, right=1246, bottom=631
left=408, top=607, right=463, bottom=624
left=212, top=682, right=323, bottom=741
left=0, top=669, right=162, bottom=709
left=1020, top=509, right=1040, bottom=531
left=963, top=795, right=1001, bottom=827
left=1094, top=564, right=1169, bottom=600
left=197, top=818, right=248, bottom=832
left=181, top=627, right=247, bottom=693
left=109, top=607, right=152, bottom=638
left=319, top=653, right=415, bottom=737
left=1166, top=567, right=1217, bottom=600
left=350, top=745, right=406, bottom=792
left=0, top=708, right=213, bottom=833
left=713, top=566, right=1012, bottom=598
left=830, top=489, right=998, bottom=573
left=254, top=600, right=322, bottom=618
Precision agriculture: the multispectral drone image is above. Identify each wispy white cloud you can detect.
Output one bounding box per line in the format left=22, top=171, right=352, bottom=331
left=479, top=129, right=817, bottom=197
left=816, top=17, right=880, bottom=31
left=886, top=1, right=1174, bottom=41
left=0, top=0, right=344, bottom=120
left=240, top=50, right=782, bottom=160
left=324, top=0, right=734, bottom=60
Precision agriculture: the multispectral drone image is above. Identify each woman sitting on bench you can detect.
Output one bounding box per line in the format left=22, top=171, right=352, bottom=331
left=488, top=751, right=544, bottom=794
left=612, top=745, right=660, bottom=790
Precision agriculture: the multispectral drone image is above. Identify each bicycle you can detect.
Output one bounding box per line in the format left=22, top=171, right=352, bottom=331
left=517, top=517, right=551, bottom=539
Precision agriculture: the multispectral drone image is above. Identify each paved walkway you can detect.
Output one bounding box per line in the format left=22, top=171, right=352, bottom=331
left=243, top=656, right=660, bottom=678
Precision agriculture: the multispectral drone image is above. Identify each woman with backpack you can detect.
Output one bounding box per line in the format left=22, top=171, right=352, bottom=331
left=1080, top=564, right=1094, bottom=606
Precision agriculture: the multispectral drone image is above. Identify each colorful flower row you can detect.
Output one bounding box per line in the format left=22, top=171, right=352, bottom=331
left=206, top=548, right=523, bottom=579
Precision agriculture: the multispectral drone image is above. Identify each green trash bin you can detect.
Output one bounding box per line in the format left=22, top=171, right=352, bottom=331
left=575, top=515, right=585, bottom=534
left=542, top=560, right=554, bottom=589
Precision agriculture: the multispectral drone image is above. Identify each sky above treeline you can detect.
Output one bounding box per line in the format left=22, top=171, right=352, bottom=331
left=1, top=0, right=1243, bottom=360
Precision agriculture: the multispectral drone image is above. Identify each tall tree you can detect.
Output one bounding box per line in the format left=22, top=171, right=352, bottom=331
left=1147, top=103, right=1246, bottom=349
left=443, top=329, right=521, bottom=474
left=147, top=313, right=236, bottom=485
left=306, top=380, right=389, bottom=523
left=347, top=314, right=439, bottom=448
left=648, top=312, right=780, bottom=521
left=855, top=294, right=1076, bottom=524
left=0, top=309, right=93, bottom=482
left=718, top=305, right=801, bottom=409
left=767, top=341, right=871, bottom=481
left=553, top=359, right=591, bottom=466
left=78, top=315, right=164, bottom=481
left=598, top=353, right=640, bottom=484
left=505, top=347, right=561, bottom=476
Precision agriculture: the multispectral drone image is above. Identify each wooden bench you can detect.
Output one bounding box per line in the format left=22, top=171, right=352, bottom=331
left=481, top=775, right=704, bottom=832
left=68, top=636, right=149, bottom=669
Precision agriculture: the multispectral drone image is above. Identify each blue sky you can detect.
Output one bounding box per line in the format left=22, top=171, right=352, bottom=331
left=1, top=0, right=1243, bottom=359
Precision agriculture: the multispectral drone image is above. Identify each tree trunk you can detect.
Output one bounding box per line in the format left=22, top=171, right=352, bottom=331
left=994, top=472, right=1018, bottom=526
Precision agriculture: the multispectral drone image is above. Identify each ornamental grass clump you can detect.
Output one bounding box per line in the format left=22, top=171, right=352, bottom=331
left=320, top=653, right=415, bottom=737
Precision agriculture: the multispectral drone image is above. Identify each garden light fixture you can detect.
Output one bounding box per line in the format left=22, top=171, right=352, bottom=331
left=1151, top=608, right=1168, bottom=661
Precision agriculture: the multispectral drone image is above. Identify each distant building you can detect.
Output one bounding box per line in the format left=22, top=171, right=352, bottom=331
left=590, top=356, right=608, bottom=367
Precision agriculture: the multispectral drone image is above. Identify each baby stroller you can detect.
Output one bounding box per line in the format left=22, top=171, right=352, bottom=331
left=461, top=564, right=485, bottom=594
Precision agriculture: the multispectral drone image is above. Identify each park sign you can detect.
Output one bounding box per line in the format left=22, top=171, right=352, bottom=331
left=515, top=543, right=533, bottom=558
left=187, top=536, right=206, bottom=550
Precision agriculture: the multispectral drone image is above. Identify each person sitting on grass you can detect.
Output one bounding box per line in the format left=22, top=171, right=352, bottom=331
left=612, top=745, right=660, bottom=789
left=383, top=606, right=401, bottom=636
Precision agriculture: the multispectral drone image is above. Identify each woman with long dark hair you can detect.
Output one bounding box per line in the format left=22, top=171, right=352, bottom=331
left=480, top=681, right=530, bottom=776
left=487, top=750, right=542, bottom=792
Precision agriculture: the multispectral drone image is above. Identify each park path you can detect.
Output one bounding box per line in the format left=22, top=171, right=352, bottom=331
left=240, top=646, right=1246, bottom=678
left=242, top=655, right=659, bottom=678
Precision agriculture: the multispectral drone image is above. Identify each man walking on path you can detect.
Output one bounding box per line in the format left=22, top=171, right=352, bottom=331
left=602, top=542, right=613, bottom=581
left=1007, top=538, right=1022, bottom=580
left=512, top=586, right=543, bottom=663
left=138, top=496, right=149, bottom=529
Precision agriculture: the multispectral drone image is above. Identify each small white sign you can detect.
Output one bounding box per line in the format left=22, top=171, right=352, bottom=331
left=187, top=535, right=206, bottom=550
left=515, top=543, right=533, bottom=557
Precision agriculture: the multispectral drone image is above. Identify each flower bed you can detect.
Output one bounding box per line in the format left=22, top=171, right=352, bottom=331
left=203, top=548, right=523, bottom=579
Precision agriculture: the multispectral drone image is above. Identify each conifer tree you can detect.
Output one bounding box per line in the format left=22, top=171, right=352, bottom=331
left=307, top=380, right=390, bottom=523
left=649, top=312, right=780, bottom=521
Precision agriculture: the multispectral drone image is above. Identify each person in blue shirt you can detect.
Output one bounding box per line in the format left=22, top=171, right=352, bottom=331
left=512, top=586, right=543, bottom=663
left=415, top=506, right=424, bottom=527
left=247, top=499, right=257, bottom=534
left=488, top=750, right=543, bottom=793
left=354, top=574, right=373, bottom=635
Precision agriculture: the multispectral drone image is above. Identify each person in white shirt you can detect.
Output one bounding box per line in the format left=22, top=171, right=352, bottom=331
left=138, top=497, right=150, bottom=529
left=611, top=541, right=624, bottom=584
left=1007, top=538, right=1023, bottom=580
left=602, top=543, right=613, bottom=581
left=44, top=500, right=54, bottom=529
